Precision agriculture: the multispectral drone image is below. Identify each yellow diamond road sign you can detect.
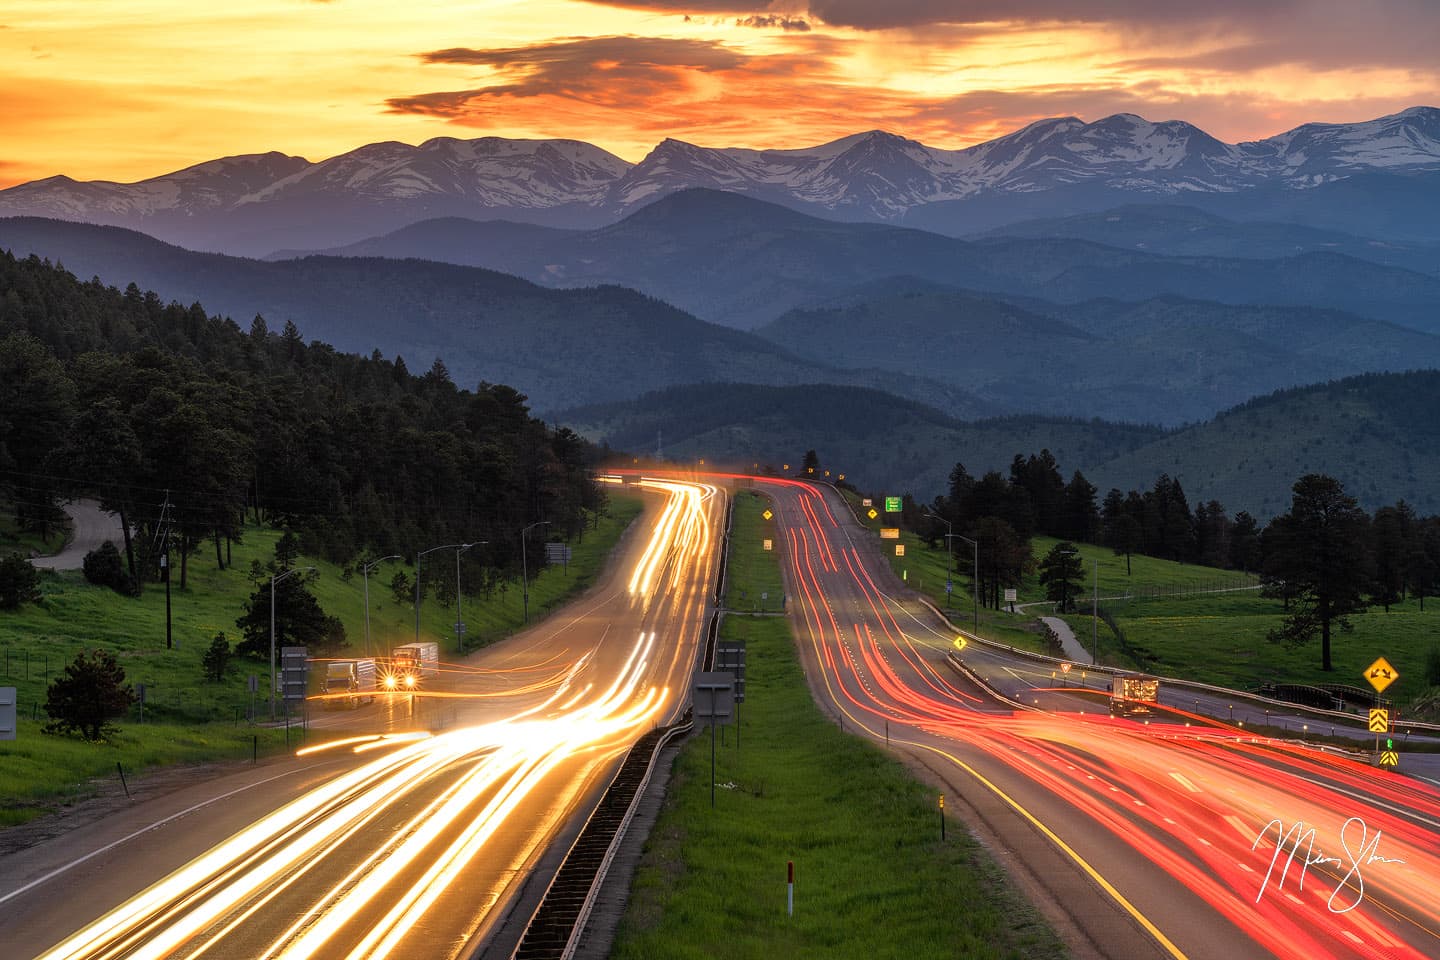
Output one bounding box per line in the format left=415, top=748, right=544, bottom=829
left=1364, top=656, right=1399, bottom=694
left=1368, top=708, right=1389, bottom=733
left=867, top=508, right=878, bottom=520
left=762, top=509, right=773, bottom=521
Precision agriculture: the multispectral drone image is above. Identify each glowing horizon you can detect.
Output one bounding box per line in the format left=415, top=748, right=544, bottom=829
left=2, top=0, right=1437, bottom=188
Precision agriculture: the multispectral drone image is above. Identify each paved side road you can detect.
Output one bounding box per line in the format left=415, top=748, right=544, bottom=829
left=1039, top=616, right=1093, bottom=665
left=25, top=499, right=126, bottom=571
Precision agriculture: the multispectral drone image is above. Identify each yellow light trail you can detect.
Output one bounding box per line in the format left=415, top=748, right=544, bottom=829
left=35, top=478, right=716, bottom=960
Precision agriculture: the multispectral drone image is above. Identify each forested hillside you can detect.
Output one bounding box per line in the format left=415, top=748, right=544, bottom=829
left=561, top=382, right=1162, bottom=498
left=0, top=250, right=602, bottom=589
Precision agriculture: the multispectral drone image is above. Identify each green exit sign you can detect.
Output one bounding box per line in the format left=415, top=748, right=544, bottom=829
left=884, top=496, right=902, bottom=513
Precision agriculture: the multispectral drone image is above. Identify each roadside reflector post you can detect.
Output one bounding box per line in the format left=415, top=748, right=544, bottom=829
left=939, top=794, right=946, bottom=841
left=787, top=860, right=794, bottom=916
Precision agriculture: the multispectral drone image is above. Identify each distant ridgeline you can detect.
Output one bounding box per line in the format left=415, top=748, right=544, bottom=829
left=0, top=249, right=605, bottom=588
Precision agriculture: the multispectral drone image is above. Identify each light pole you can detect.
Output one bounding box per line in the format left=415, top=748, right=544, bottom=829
left=953, top=533, right=979, bottom=637
left=271, top=564, right=316, bottom=721
left=520, top=521, right=551, bottom=624
left=414, top=543, right=470, bottom=646
left=360, top=555, right=401, bottom=658
left=454, top=541, right=485, bottom=652
left=923, top=512, right=954, bottom=611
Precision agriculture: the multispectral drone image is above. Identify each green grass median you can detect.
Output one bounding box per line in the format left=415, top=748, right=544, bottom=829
left=611, top=490, right=1067, bottom=960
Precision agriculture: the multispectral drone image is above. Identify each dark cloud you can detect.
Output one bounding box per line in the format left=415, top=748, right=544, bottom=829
left=388, top=35, right=840, bottom=118
left=574, top=1, right=1297, bottom=28
left=419, top=35, right=747, bottom=71
left=737, top=15, right=811, bottom=31
left=804, top=1, right=1295, bottom=29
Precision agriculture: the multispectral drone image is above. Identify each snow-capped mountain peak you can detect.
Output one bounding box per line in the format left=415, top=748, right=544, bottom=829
left=3, top=107, right=1437, bottom=254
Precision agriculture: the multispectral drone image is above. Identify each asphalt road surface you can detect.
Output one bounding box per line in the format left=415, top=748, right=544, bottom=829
left=26, top=499, right=125, bottom=571
left=1, top=477, right=724, bottom=960
left=757, top=476, right=1440, bottom=960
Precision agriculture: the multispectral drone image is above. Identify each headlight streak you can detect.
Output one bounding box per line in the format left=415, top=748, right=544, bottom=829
left=763, top=478, right=1440, bottom=959
left=36, top=476, right=720, bottom=960
left=40, top=682, right=667, bottom=960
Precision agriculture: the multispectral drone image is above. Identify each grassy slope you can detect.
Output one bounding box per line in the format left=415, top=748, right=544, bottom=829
left=611, top=490, right=1067, bottom=960
left=833, top=490, right=1435, bottom=706
left=0, top=492, right=644, bottom=825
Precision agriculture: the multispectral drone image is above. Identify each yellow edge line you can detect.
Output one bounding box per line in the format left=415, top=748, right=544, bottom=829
left=787, top=539, right=1189, bottom=960
left=910, top=739, right=1190, bottom=960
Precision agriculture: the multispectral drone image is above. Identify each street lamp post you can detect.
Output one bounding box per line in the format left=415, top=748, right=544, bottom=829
left=270, top=565, right=316, bottom=721
left=414, top=543, right=472, bottom=646
left=520, top=521, right=551, bottom=625
left=454, top=541, right=486, bottom=652
left=923, top=512, right=954, bottom=611
left=953, top=533, right=979, bottom=637
left=360, top=555, right=401, bottom=658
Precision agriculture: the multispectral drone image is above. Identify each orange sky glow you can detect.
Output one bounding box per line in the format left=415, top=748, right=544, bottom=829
left=1, top=0, right=1436, bottom=188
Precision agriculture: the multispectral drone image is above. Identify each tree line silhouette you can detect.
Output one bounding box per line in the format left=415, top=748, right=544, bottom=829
left=0, top=250, right=605, bottom=599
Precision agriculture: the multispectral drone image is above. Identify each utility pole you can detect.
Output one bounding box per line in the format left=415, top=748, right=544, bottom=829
left=155, top=491, right=174, bottom=650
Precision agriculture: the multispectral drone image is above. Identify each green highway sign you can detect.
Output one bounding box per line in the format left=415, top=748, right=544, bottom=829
left=884, top=496, right=902, bottom=513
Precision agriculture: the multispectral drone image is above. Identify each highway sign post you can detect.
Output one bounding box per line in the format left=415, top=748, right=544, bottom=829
left=1364, top=656, right=1399, bottom=694
left=1364, top=657, right=1399, bottom=761
left=0, top=686, right=14, bottom=740
left=281, top=646, right=308, bottom=725
left=695, top=672, right=735, bottom=808
left=895, top=544, right=905, bottom=556
left=880, top=527, right=900, bottom=540
left=716, top=641, right=746, bottom=751
left=1369, top=708, right=1389, bottom=733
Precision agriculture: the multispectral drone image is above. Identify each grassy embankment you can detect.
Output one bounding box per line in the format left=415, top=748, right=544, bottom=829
left=0, top=492, right=644, bottom=826
left=833, top=487, right=1435, bottom=709
left=833, top=486, right=1436, bottom=707
left=1028, top=537, right=1437, bottom=708
left=611, top=490, right=1067, bottom=960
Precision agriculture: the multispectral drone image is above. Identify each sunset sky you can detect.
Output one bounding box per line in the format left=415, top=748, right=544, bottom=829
left=3, top=0, right=1438, bottom=188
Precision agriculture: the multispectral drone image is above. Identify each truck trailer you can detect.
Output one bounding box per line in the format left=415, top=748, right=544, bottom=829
left=1110, top=674, right=1160, bottom=718
left=387, top=641, right=440, bottom=690
left=321, top=658, right=377, bottom=709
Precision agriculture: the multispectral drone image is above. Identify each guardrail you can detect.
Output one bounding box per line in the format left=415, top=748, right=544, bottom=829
left=921, top=596, right=1440, bottom=737
left=508, top=714, right=693, bottom=960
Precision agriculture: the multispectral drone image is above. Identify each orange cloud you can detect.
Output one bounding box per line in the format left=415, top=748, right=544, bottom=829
left=1, top=0, right=1437, bottom=186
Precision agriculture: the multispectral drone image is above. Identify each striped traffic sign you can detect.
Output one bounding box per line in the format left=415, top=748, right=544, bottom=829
left=1368, top=708, right=1390, bottom=733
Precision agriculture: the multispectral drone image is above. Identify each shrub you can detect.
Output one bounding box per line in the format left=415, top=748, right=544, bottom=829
left=0, top=552, right=42, bottom=609
left=43, top=649, right=135, bottom=741
left=203, top=632, right=231, bottom=682
left=82, top=540, right=136, bottom=596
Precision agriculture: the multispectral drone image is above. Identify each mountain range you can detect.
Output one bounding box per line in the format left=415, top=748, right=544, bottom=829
left=6, top=209, right=1440, bottom=428
left=562, top=371, right=1440, bottom=518
left=4, top=107, right=1439, bottom=255
left=0, top=216, right=992, bottom=419
left=271, top=188, right=1440, bottom=333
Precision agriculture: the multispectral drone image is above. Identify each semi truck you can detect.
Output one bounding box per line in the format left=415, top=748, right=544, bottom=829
left=387, top=641, right=440, bottom=690
left=321, top=658, right=377, bottom=709
left=1110, top=674, right=1160, bottom=718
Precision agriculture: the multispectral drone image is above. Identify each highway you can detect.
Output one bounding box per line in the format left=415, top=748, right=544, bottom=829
left=1, top=477, right=722, bottom=960
left=758, top=476, right=1440, bottom=960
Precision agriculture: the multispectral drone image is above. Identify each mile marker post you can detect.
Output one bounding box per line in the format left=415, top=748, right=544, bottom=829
left=787, top=860, right=794, bottom=917
left=939, top=794, right=946, bottom=841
